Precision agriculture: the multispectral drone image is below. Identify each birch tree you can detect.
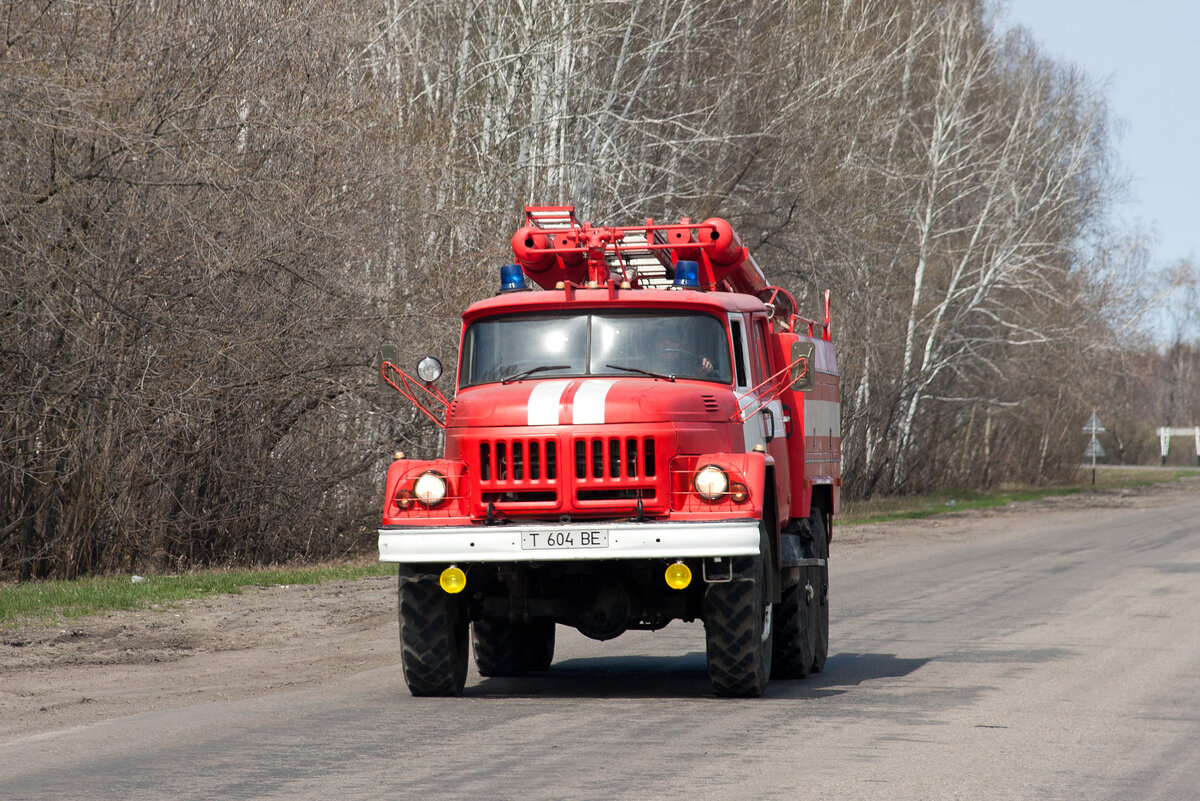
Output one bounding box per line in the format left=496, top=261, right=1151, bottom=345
left=834, top=8, right=1119, bottom=493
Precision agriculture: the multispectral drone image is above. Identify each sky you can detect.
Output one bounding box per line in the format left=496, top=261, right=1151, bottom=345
left=1001, top=1, right=1198, bottom=284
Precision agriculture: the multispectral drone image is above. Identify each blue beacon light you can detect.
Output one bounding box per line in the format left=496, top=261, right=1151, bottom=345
left=500, top=263, right=529, bottom=292
left=673, top=259, right=701, bottom=289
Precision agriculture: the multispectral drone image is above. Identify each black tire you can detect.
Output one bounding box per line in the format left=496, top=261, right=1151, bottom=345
left=810, top=509, right=830, bottom=674
left=472, top=617, right=529, bottom=677
left=473, top=618, right=556, bottom=676
left=771, top=574, right=814, bottom=680
left=704, top=540, right=773, bottom=697
left=398, top=567, right=469, bottom=696
left=525, top=619, right=556, bottom=671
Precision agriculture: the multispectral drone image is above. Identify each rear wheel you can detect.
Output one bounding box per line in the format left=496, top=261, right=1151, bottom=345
left=810, top=509, right=830, bottom=673
left=526, top=620, right=556, bottom=671
left=472, top=618, right=528, bottom=677
left=398, top=567, right=469, bottom=696
left=472, top=618, right=557, bottom=676
left=771, top=574, right=815, bottom=679
left=705, top=535, right=773, bottom=697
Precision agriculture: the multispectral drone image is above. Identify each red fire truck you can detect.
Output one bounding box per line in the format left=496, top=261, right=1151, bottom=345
left=380, top=206, right=840, bottom=697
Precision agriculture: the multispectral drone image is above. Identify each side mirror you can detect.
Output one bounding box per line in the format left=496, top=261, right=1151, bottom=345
left=416, top=356, right=443, bottom=383
left=790, top=341, right=815, bottom=392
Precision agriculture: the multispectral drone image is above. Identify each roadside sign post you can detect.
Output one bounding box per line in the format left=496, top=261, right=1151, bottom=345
left=1082, top=412, right=1106, bottom=485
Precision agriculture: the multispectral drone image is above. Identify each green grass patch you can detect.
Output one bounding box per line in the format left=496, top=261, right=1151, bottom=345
left=840, top=467, right=1200, bottom=526
left=0, top=561, right=395, bottom=629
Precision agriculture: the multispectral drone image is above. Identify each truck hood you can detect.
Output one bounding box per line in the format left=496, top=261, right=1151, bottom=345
left=447, top=378, right=734, bottom=428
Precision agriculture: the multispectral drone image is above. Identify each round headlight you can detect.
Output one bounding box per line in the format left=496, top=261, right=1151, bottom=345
left=416, top=356, right=443, bottom=383
left=693, top=465, right=729, bottom=501
left=413, top=471, right=447, bottom=506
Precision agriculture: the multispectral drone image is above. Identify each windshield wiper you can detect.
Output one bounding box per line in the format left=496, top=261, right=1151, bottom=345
left=605, top=363, right=675, bottom=381
left=501, top=364, right=570, bottom=384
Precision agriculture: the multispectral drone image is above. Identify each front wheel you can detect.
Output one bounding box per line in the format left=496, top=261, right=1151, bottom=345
left=704, top=542, right=773, bottom=697
left=398, top=567, right=469, bottom=696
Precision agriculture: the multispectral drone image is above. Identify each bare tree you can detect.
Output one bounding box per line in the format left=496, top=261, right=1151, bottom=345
left=1, top=1, right=411, bottom=576
left=1, top=0, right=1139, bottom=577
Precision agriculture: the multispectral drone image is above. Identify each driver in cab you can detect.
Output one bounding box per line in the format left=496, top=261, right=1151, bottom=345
left=658, top=334, right=715, bottom=378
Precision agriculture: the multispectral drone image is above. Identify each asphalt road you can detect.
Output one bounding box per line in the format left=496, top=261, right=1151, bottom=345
left=3, top=487, right=1199, bottom=800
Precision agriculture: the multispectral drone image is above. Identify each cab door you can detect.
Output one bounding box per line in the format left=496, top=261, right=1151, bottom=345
left=749, top=315, right=791, bottom=521
left=728, top=313, right=762, bottom=453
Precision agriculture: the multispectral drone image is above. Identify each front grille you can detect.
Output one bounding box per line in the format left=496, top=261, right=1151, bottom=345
left=482, top=490, right=557, bottom=503
left=472, top=434, right=664, bottom=513
left=480, top=438, right=558, bottom=482
left=577, top=488, right=655, bottom=501
left=574, top=436, right=656, bottom=480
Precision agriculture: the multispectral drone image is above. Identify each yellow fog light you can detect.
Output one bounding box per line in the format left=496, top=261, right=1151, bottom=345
left=439, top=565, right=467, bottom=594
left=665, top=561, right=692, bottom=590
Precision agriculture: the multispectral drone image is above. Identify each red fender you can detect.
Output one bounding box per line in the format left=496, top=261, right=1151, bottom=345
left=382, top=459, right=470, bottom=526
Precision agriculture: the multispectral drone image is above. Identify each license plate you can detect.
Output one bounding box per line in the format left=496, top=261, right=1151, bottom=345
left=521, top=529, right=609, bottom=550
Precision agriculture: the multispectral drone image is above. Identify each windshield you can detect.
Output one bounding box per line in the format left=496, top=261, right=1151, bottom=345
left=460, top=311, right=733, bottom=387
